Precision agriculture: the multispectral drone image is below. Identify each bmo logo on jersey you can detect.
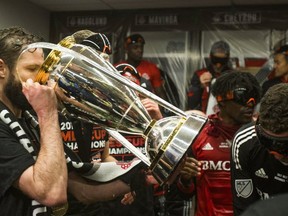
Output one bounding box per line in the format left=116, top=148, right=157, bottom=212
left=202, top=160, right=230, bottom=171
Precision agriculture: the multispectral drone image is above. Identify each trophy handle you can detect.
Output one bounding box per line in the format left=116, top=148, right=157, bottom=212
left=107, top=129, right=151, bottom=166
left=33, top=41, right=187, bottom=118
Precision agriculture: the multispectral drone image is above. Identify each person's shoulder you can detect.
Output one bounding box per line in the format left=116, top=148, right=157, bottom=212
left=241, top=193, right=288, bottom=216
left=140, top=59, right=157, bottom=67
left=235, top=122, right=258, bottom=140
left=0, top=121, right=14, bottom=143
left=0, top=120, right=15, bottom=135
left=231, top=123, right=259, bottom=169
left=232, top=122, right=258, bottom=154
left=113, top=60, right=127, bottom=67
left=262, top=77, right=282, bottom=96
left=0, top=120, right=8, bottom=128
left=232, top=123, right=257, bottom=149
left=234, top=122, right=255, bottom=138
left=262, top=77, right=282, bottom=85
left=139, top=60, right=161, bottom=75
left=262, top=77, right=283, bottom=87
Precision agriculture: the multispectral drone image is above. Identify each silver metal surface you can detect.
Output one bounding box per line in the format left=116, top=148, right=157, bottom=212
left=146, top=115, right=207, bottom=185
left=107, top=129, right=151, bottom=166
left=20, top=42, right=208, bottom=185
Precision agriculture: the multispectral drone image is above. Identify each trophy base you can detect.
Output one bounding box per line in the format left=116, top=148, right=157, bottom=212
left=147, top=115, right=207, bottom=185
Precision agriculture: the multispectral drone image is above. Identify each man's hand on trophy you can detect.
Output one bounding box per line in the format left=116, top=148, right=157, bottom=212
left=141, top=98, right=163, bottom=120
left=22, top=79, right=58, bottom=115
left=179, top=157, right=201, bottom=185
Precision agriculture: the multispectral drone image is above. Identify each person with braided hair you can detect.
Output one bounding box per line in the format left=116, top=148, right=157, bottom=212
left=231, top=83, right=288, bottom=215
left=178, top=71, right=261, bottom=216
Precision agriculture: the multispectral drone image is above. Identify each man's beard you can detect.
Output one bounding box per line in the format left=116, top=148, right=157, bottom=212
left=4, top=74, right=33, bottom=111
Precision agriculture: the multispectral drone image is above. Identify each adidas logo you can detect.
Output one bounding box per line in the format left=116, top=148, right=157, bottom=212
left=255, top=168, right=268, bottom=179
left=202, top=143, right=214, bottom=150
left=141, top=83, right=147, bottom=88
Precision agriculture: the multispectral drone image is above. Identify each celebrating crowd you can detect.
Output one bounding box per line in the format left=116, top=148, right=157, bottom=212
left=0, top=26, right=288, bottom=216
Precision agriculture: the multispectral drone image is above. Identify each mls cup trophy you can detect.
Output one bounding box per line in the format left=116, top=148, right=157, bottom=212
left=22, top=37, right=207, bottom=185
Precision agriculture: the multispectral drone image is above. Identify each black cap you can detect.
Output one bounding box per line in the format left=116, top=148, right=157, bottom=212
left=115, top=63, right=141, bottom=85
left=81, top=33, right=112, bottom=55
left=115, top=63, right=141, bottom=80
left=125, top=34, right=145, bottom=47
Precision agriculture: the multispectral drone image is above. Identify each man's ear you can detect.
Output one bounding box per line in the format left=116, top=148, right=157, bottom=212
left=0, top=59, right=6, bottom=78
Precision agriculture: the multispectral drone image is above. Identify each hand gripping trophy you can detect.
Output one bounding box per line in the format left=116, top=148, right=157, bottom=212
left=20, top=36, right=207, bottom=185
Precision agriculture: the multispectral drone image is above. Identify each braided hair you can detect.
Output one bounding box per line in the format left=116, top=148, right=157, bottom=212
left=259, top=83, right=288, bottom=133
left=211, top=70, right=261, bottom=105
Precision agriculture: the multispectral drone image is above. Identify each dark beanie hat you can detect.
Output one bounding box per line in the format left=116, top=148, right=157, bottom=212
left=210, top=40, right=230, bottom=55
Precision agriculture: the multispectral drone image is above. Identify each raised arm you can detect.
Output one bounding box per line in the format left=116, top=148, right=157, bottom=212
left=16, top=79, right=68, bottom=207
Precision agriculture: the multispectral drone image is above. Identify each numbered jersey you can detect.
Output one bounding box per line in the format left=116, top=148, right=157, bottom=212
left=231, top=123, right=288, bottom=216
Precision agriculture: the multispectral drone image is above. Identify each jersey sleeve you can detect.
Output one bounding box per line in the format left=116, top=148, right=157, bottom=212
left=0, top=122, right=35, bottom=196
left=230, top=125, right=261, bottom=216
left=149, top=63, right=163, bottom=88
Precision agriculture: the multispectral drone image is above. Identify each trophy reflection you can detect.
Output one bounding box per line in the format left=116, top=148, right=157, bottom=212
left=24, top=37, right=207, bottom=185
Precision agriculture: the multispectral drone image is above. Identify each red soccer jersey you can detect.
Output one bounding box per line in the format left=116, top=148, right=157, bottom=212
left=191, top=114, right=241, bottom=216
left=136, top=60, right=163, bottom=88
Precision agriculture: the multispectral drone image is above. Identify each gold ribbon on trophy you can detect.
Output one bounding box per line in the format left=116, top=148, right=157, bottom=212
left=20, top=39, right=207, bottom=185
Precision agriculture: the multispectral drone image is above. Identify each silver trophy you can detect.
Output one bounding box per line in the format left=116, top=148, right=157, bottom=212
left=22, top=37, right=207, bottom=185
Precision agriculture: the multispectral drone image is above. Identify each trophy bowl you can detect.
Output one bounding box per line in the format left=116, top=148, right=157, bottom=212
left=20, top=40, right=207, bottom=185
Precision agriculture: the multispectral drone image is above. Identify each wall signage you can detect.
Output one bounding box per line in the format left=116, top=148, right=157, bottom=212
left=66, top=16, right=107, bottom=27
left=212, top=11, right=261, bottom=24
left=135, top=15, right=178, bottom=25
